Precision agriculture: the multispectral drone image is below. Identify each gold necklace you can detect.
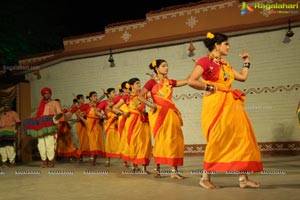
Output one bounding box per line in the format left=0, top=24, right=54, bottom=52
left=155, top=77, right=170, bottom=96
left=209, top=55, right=230, bottom=81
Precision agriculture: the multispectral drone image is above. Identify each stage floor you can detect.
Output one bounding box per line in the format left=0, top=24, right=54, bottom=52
left=1, top=155, right=300, bottom=200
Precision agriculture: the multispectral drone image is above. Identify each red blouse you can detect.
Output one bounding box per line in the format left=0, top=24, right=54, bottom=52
left=143, top=79, right=177, bottom=90
left=196, top=55, right=221, bottom=82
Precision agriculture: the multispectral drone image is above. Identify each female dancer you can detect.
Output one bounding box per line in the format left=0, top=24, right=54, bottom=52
left=110, top=81, right=131, bottom=169
left=188, top=32, right=263, bottom=188
left=68, top=94, right=90, bottom=162
left=97, top=88, right=120, bottom=166
left=55, top=99, right=79, bottom=160
left=113, top=78, right=152, bottom=173
left=79, top=91, right=106, bottom=165
left=138, top=59, right=188, bottom=179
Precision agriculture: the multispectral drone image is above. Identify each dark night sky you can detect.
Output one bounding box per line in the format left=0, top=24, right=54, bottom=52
left=0, top=0, right=206, bottom=66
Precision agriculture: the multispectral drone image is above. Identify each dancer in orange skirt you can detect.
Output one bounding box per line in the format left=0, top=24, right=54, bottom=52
left=114, top=78, right=152, bottom=173
left=79, top=91, right=106, bottom=166
left=111, top=81, right=131, bottom=169
left=138, top=59, right=188, bottom=179
left=69, top=94, right=90, bottom=162
left=97, top=88, right=120, bottom=167
left=55, top=99, right=80, bottom=160
left=188, top=32, right=263, bottom=189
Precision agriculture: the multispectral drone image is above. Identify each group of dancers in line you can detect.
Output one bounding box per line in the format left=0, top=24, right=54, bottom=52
left=23, top=73, right=186, bottom=180
left=3, top=32, right=264, bottom=189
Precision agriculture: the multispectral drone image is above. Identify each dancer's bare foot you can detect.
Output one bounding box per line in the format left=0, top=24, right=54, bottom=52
left=199, top=177, right=220, bottom=189
left=239, top=178, right=261, bottom=188
left=170, top=173, right=184, bottom=179
left=104, top=160, right=110, bottom=167
left=153, top=168, right=160, bottom=178
left=89, top=157, right=96, bottom=166
left=122, top=163, right=129, bottom=170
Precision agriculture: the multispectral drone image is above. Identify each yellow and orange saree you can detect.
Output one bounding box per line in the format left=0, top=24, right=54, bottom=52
left=148, top=78, right=184, bottom=166
left=200, top=58, right=263, bottom=172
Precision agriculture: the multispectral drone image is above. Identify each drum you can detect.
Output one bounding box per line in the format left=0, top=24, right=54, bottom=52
left=0, top=126, right=17, bottom=143
left=23, top=115, right=57, bottom=138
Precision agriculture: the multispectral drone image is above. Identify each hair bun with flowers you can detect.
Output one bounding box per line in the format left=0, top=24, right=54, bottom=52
left=151, top=60, right=157, bottom=68
left=125, top=83, right=131, bottom=89
left=206, top=32, right=215, bottom=39
left=118, top=85, right=122, bottom=90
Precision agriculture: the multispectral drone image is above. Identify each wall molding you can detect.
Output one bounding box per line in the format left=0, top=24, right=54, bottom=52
left=173, top=83, right=300, bottom=101
left=18, top=0, right=300, bottom=68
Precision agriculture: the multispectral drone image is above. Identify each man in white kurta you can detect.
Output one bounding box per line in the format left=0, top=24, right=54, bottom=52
left=0, top=101, right=21, bottom=167
left=36, top=87, right=62, bottom=168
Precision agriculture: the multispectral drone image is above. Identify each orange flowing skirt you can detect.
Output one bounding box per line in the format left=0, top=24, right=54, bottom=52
left=118, top=104, right=130, bottom=162
left=127, top=111, right=152, bottom=165
left=202, top=90, right=263, bottom=172
left=104, top=115, right=121, bottom=158
left=76, top=121, right=90, bottom=156
left=148, top=104, right=184, bottom=167
left=56, top=121, right=80, bottom=158
left=86, top=117, right=106, bottom=157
